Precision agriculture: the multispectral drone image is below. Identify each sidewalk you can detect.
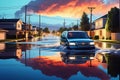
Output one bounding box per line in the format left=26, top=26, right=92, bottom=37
left=0, top=38, right=25, bottom=43
left=94, top=39, right=120, bottom=44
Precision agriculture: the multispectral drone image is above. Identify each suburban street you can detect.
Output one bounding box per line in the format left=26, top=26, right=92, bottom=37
left=0, top=0, right=119, bottom=80
left=0, top=34, right=120, bottom=80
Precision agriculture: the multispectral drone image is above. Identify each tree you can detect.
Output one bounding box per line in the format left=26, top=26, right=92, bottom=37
left=58, top=27, right=68, bottom=33
left=80, top=12, right=90, bottom=31
left=105, top=7, right=120, bottom=33
left=43, top=27, right=50, bottom=33
left=72, top=25, right=78, bottom=30
left=52, top=30, right=56, bottom=34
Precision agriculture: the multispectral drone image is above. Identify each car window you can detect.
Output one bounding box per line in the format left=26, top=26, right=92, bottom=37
left=67, top=32, right=89, bottom=39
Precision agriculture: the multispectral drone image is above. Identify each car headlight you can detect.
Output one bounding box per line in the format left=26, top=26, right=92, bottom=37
left=69, top=42, right=76, bottom=45
left=69, top=56, right=76, bottom=60
left=90, top=42, right=94, bottom=45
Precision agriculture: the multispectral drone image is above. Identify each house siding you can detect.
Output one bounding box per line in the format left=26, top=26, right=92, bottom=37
left=0, top=31, right=6, bottom=40
left=0, top=43, right=5, bottom=50
left=16, top=21, right=22, bottom=30
left=111, top=33, right=120, bottom=40
left=90, top=14, right=110, bottom=40
left=95, top=18, right=103, bottom=29
left=0, top=19, right=24, bottom=38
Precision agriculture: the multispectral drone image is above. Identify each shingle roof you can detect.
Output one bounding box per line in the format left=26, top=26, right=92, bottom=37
left=0, top=19, right=20, bottom=22
left=94, top=14, right=108, bottom=21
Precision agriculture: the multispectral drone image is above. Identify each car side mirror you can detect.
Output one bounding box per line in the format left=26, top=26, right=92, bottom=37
left=61, top=36, right=66, bottom=39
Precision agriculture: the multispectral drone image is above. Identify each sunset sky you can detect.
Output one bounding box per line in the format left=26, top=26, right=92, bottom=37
left=0, top=0, right=119, bottom=28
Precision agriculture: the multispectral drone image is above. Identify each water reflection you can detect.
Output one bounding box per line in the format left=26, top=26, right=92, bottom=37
left=60, top=51, right=94, bottom=65
left=107, top=54, right=120, bottom=78
left=95, top=52, right=120, bottom=79
left=0, top=36, right=120, bottom=80
left=95, top=42, right=112, bottom=49
left=0, top=43, right=22, bottom=59
left=95, top=41, right=120, bottom=49
left=19, top=51, right=111, bottom=80
left=0, top=43, right=5, bottom=51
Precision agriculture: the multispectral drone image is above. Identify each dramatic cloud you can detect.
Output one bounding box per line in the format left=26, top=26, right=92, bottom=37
left=15, top=0, right=119, bottom=18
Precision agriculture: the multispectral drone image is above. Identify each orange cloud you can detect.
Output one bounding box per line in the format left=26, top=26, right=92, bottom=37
left=15, top=0, right=119, bottom=18
left=37, top=0, right=119, bottom=18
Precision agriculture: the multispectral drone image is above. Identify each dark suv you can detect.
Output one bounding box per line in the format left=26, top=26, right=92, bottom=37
left=60, top=31, right=95, bottom=53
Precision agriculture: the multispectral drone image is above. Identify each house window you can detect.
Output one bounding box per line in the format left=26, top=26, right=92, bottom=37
left=18, top=24, right=21, bottom=28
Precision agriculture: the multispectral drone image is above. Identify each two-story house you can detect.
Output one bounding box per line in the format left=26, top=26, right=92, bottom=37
left=0, top=19, right=23, bottom=38
left=90, top=14, right=111, bottom=40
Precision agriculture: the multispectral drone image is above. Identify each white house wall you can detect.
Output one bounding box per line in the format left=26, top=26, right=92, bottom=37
left=95, top=18, right=103, bottom=29
left=94, top=29, right=110, bottom=39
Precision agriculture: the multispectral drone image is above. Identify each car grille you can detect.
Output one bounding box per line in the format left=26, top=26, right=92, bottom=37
left=76, top=42, right=89, bottom=46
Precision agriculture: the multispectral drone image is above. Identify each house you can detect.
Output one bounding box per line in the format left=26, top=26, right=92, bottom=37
left=94, top=14, right=111, bottom=39
left=0, top=29, right=7, bottom=40
left=0, top=19, right=23, bottom=38
left=87, top=14, right=120, bottom=41
left=87, top=14, right=111, bottom=40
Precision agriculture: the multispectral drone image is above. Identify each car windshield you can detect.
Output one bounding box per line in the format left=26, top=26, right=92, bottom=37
left=67, top=32, right=89, bottom=39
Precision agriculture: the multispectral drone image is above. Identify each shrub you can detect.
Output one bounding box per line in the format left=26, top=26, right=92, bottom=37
left=102, top=36, right=104, bottom=39
left=109, top=36, right=111, bottom=40
left=94, top=35, right=99, bottom=40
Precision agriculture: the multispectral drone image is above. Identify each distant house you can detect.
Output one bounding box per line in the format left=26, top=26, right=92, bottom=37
left=0, top=29, right=7, bottom=40
left=31, top=26, right=38, bottom=36
left=0, top=19, right=23, bottom=38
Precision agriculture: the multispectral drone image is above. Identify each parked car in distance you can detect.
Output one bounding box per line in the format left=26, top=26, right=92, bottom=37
left=60, top=31, right=95, bottom=53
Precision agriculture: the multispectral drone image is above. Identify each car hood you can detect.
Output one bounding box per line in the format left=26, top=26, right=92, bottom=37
left=67, top=38, right=93, bottom=42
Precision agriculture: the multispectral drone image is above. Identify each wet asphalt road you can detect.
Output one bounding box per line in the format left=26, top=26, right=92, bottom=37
left=0, top=34, right=120, bottom=80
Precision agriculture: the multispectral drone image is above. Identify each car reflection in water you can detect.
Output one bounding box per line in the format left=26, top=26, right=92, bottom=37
left=60, top=51, right=95, bottom=65
left=95, top=51, right=120, bottom=79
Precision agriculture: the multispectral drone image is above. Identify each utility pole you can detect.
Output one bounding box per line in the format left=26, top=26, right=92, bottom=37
left=25, top=5, right=27, bottom=25
left=88, top=7, right=95, bottom=37
left=27, top=15, right=32, bottom=35
left=27, top=15, right=32, bottom=25
left=63, top=19, right=66, bottom=28
left=39, top=14, right=41, bottom=36
left=119, top=0, right=120, bottom=32
left=25, top=5, right=27, bottom=38
left=77, top=19, right=79, bottom=30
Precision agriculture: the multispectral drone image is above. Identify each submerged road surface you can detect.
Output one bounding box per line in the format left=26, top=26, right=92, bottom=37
left=0, top=34, right=120, bottom=80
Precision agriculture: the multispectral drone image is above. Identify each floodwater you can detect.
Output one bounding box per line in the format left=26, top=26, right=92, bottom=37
left=0, top=35, right=120, bottom=80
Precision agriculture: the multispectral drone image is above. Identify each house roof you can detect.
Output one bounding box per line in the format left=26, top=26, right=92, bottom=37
left=94, top=14, right=108, bottom=21
left=0, top=29, right=8, bottom=32
left=0, top=19, right=20, bottom=23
